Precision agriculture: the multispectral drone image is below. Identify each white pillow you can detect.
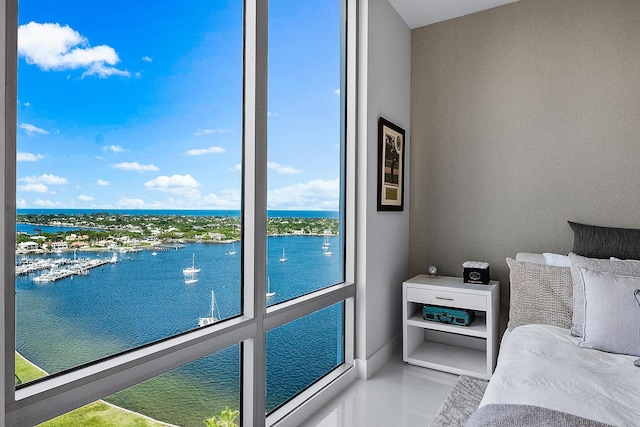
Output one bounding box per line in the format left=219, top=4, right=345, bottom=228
left=579, top=268, right=640, bottom=357
left=569, top=253, right=640, bottom=337
left=543, top=253, right=571, bottom=267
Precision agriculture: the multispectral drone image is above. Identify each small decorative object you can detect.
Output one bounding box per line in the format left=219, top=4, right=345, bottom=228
left=463, top=261, right=490, bottom=284
left=427, top=264, right=438, bottom=277
left=422, top=304, right=475, bottom=326
left=377, top=117, right=406, bottom=211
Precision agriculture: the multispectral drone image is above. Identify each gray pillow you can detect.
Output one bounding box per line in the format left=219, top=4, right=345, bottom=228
left=568, top=221, right=640, bottom=260
left=506, top=258, right=573, bottom=331
left=569, top=253, right=640, bottom=337
left=579, top=268, right=640, bottom=357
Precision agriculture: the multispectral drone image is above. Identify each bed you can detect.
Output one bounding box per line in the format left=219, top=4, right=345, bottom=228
left=467, top=222, right=640, bottom=427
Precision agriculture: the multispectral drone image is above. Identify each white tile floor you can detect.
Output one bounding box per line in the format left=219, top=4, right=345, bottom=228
left=300, top=352, right=458, bottom=427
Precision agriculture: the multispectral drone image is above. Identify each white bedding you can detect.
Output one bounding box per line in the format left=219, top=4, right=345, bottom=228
left=480, top=324, right=640, bottom=426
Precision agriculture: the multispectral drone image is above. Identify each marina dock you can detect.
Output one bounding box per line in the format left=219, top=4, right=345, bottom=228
left=16, top=254, right=117, bottom=283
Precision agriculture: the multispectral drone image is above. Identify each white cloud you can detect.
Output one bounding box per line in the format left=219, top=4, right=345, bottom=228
left=111, top=162, right=159, bottom=172
left=18, top=174, right=68, bottom=193
left=267, top=112, right=279, bottom=117
left=144, top=174, right=200, bottom=195
left=33, top=199, right=65, bottom=208
left=102, top=145, right=127, bottom=152
left=96, top=179, right=110, bottom=186
left=334, top=89, right=340, bottom=96
left=185, top=146, right=226, bottom=156
left=16, top=198, right=28, bottom=208
left=194, top=128, right=233, bottom=137
left=20, top=174, right=68, bottom=185
left=267, top=179, right=339, bottom=210
left=17, top=152, right=45, bottom=161
left=18, top=22, right=130, bottom=78
left=20, top=123, right=49, bottom=136
left=18, top=183, right=49, bottom=193
left=116, top=198, right=146, bottom=209
left=200, top=189, right=241, bottom=209
left=268, top=162, right=302, bottom=174
left=142, top=56, right=153, bottom=62
left=24, top=102, right=31, bottom=107
left=78, top=195, right=93, bottom=201
left=231, top=163, right=242, bottom=171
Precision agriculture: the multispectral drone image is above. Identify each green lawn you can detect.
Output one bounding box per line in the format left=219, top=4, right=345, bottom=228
left=15, top=353, right=171, bottom=427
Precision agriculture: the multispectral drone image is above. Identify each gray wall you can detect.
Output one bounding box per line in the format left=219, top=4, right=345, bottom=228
left=409, top=0, right=640, bottom=328
left=356, top=0, right=411, bottom=376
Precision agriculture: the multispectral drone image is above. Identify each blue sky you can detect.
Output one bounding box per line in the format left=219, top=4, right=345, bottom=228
left=16, top=0, right=341, bottom=211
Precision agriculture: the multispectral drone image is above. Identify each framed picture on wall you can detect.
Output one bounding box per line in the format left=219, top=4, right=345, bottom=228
left=377, top=117, right=406, bottom=211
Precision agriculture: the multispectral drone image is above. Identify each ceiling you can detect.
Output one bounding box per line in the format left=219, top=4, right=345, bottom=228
left=387, top=0, right=519, bottom=29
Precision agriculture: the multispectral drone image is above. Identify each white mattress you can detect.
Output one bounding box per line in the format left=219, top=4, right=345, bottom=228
left=480, top=324, right=640, bottom=426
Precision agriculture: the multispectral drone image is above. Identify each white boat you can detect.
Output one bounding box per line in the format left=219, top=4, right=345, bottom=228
left=184, top=275, right=198, bottom=284
left=322, top=235, right=331, bottom=250
left=198, top=290, right=219, bottom=327
left=322, top=235, right=333, bottom=256
left=228, top=242, right=237, bottom=255
left=183, top=254, right=201, bottom=274
left=109, top=252, right=118, bottom=264
left=151, top=251, right=157, bottom=256
left=279, top=248, right=287, bottom=262
left=266, top=276, right=275, bottom=297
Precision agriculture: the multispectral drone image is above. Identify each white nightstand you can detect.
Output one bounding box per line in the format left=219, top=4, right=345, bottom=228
left=402, top=275, right=500, bottom=380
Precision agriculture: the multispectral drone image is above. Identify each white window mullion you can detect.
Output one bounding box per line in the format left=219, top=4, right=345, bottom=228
left=2, top=1, right=18, bottom=425
left=242, top=0, right=269, bottom=426
left=344, top=0, right=358, bottom=367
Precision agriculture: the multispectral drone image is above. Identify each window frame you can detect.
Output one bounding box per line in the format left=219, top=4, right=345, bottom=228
left=0, top=0, right=357, bottom=425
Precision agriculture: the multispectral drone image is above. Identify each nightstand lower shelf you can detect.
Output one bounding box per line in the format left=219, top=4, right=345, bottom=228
left=406, top=341, right=488, bottom=379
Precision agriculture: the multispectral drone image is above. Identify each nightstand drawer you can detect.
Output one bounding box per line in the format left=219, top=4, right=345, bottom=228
left=406, top=287, right=486, bottom=311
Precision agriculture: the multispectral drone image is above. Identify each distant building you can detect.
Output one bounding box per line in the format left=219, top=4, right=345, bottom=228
left=50, top=242, right=68, bottom=251
left=18, top=241, right=39, bottom=251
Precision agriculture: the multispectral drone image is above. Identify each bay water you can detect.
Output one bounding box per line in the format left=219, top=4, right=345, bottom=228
left=16, top=230, right=342, bottom=426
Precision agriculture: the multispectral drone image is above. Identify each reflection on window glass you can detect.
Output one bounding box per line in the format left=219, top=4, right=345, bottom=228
left=266, top=302, right=344, bottom=413
left=266, top=0, right=344, bottom=305
left=16, top=0, right=242, bottom=380
left=30, top=345, right=240, bottom=427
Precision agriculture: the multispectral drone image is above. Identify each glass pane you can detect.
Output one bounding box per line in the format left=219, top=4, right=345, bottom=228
left=266, top=302, right=344, bottom=413
left=16, top=0, right=243, bottom=380
left=30, top=345, right=241, bottom=427
left=266, top=0, right=344, bottom=304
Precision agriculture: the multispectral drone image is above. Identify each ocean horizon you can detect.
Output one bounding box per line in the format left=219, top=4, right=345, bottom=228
left=17, top=208, right=339, bottom=219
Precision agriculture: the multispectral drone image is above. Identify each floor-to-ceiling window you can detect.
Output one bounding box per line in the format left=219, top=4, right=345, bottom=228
left=2, top=0, right=355, bottom=426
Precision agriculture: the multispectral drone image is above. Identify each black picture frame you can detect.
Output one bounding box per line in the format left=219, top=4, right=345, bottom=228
left=377, top=117, right=406, bottom=211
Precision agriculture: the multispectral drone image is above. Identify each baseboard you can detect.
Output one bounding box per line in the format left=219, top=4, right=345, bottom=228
left=355, top=332, right=402, bottom=379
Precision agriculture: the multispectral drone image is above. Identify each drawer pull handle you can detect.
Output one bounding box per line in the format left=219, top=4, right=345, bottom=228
left=436, top=297, right=454, bottom=301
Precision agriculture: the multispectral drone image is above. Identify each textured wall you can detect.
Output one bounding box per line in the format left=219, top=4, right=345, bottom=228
left=409, top=0, right=640, bottom=329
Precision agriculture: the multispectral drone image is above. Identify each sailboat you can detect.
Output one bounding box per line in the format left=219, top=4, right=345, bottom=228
left=198, top=290, right=219, bottom=327
left=322, top=235, right=331, bottom=250
left=228, top=242, right=237, bottom=255
left=183, top=253, right=201, bottom=274
left=279, top=248, right=287, bottom=262
left=266, top=276, right=275, bottom=297
left=184, top=274, right=198, bottom=284
left=322, top=235, right=334, bottom=256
